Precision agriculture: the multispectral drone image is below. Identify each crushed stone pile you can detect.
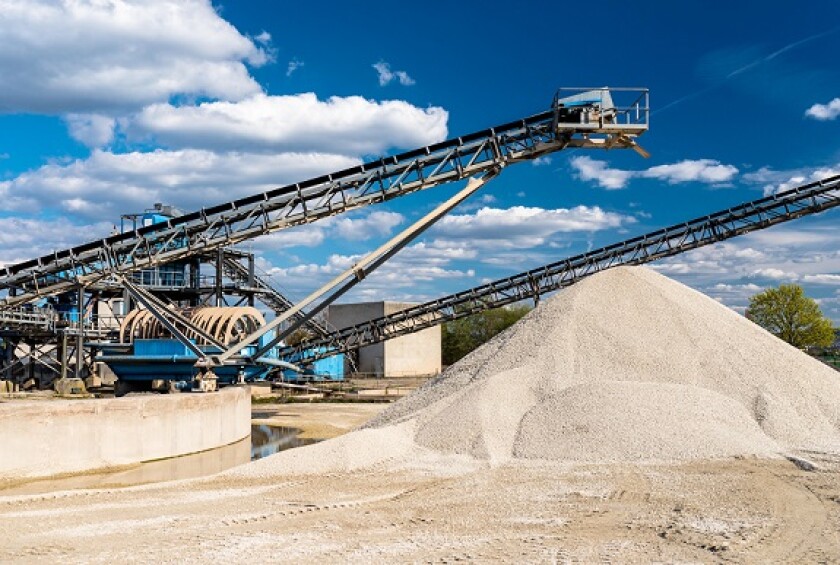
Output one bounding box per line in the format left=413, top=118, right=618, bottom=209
left=237, top=266, right=840, bottom=476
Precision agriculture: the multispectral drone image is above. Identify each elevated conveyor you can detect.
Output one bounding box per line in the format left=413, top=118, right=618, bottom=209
left=279, top=174, right=840, bottom=363
left=0, top=88, right=649, bottom=308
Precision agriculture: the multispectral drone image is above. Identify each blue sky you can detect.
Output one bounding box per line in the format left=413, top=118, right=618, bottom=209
left=1, top=1, right=840, bottom=320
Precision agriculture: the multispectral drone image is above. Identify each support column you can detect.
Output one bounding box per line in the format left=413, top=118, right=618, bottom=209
left=123, top=287, right=132, bottom=315
left=215, top=248, right=224, bottom=307
left=91, top=291, right=100, bottom=330
left=190, top=256, right=201, bottom=307
left=60, top=331, right=68, bottom=381
left=27, top=341, right=35, bottom=386
left=75, top=286, right=84, bottom=380
left=247, top=253, right=255, bottom=307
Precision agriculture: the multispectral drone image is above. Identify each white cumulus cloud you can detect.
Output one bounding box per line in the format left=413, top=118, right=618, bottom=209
left=744, top=166, right=840, bottom=196
left=248, top=210, right=405, bottom=252
left=569, top=156, right=633, bottom=189
left=334, top=211, right=404, bottom=241
left=711, top=283, right=763, bottom=293
left=750, top=268, right=800, bottom=281
left=805, top=97, right=840, bottom=121
left=0, top=149, right=360, bottom=219
left=126, top=93, right=448, bottom=154
left=570, top=156, right=738, bottom=189
left=641, top=159, right=738, bottom=184
left=0, top=217, right=112, bottom=266
left=802, top=274, right=840, bottom=285
left=430, top=205, right=634, bottom=249
left=0, top=0, right=268, bottom=114
left=64, top=113, right=117, bottom=147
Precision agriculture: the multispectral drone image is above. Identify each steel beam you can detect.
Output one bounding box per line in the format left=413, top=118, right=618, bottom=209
left=0, top=88, right=649, bottom=308
left=280, top=174, right=840, bottom=363
left=209, top=169, right=500, bottom=366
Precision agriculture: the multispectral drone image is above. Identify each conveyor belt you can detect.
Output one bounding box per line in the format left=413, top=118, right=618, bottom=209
left=0, top=88, right=648, bottom=308
left=280, top=174, right=840, bottom=363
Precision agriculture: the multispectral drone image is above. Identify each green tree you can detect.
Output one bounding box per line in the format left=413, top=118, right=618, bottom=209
left=442, top=304, right=531, bottom=365
left=746, top=284, right=835, bottom=348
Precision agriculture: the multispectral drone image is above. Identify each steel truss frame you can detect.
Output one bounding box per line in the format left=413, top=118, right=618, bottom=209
left=219, top=255, right=332, bottom=337
left=279, top=174, right=840, bottom=363
left=0, top=89, right=649, bottom=308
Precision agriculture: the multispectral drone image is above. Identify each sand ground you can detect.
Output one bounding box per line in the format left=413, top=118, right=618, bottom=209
left=0, top=458, right=838, bottom=562
left=0, top=419, right=838, bottom=562
left=251, top=402, right=389, bottom=439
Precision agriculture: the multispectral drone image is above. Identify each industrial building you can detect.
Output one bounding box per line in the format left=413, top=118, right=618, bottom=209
left=328, top=302, right=441, bottom=377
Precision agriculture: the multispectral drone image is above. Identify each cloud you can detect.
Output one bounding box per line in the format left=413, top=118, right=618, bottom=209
left=570, top=156, right=738, bottom=189
left=64, top=113, right=116, bottom=147
left=429, top=205, right=635, bottom=248
left=250, top=223, right=330, bottom=251
left=0, top=0, right=269, bottom=114
left=286, top=58, right=304, bottom=77
left=334, top=211, right=404, bottom=241
left=744, top=165, right=840, bottom=196
left=0, top=94, right=450, bottom=226
left=248, top=210, right=405, bottom=252
left=531, top=156, right=552, bottom=167
left=569, top=156, right=633, bottom=189
left=641, top=160, right=738, bottom=185
left=0, top=149, right=360, bottom=219
left=0, top=217, right=112, bottom=266
left=372, top=61, right=415, bottom=86
left=261, top=246, right=474, bottom=301
left=710, top=283, right=763, bottom=293
left=652, top=243, right=768, bottom=277
left=744, top=226, right=837, bottom=248
left=749, top=268, right=800, bottom=281
left=250, top=203, right=635, bottom=302
left=802, top=274, right=840, bottom=285
left=805, top=97, right=840, bottom=121
left=127, top=93, right=448, bottom=154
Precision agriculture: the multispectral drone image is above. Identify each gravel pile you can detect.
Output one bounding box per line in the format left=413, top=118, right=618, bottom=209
left=239, top=266, right=840, bottom=476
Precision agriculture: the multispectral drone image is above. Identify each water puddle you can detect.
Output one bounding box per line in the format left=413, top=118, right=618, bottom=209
left=1, top=424, right=313, bottom=496
left=251, top=424, right=318, bottom=460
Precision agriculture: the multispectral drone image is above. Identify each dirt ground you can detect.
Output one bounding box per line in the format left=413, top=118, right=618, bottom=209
left=1, top=449, right=838, bottom=562
left=2, top=402, right=839, bottom=562
left=251, top=402, right=388, bottom=439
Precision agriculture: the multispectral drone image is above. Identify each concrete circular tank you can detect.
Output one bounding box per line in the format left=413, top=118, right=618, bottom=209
left=0, top=387, right=250, bottom=481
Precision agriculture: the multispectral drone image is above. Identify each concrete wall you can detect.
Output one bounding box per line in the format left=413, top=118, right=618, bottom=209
left=0, top=386, right=250, bottom=480
left=383, top=302, right=441, bottom=377
left=328, top=301, right=441, bottom=377
left=328, top=302, right=386, bottom=375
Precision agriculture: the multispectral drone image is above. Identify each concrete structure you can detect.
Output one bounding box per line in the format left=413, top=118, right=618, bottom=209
left=0, top=386, right=250, bottom=480
left=328, top=301, right=441, bottom=377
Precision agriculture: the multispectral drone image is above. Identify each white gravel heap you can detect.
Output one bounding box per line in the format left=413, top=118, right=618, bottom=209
left=240, top=266, right=840, bottom=476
